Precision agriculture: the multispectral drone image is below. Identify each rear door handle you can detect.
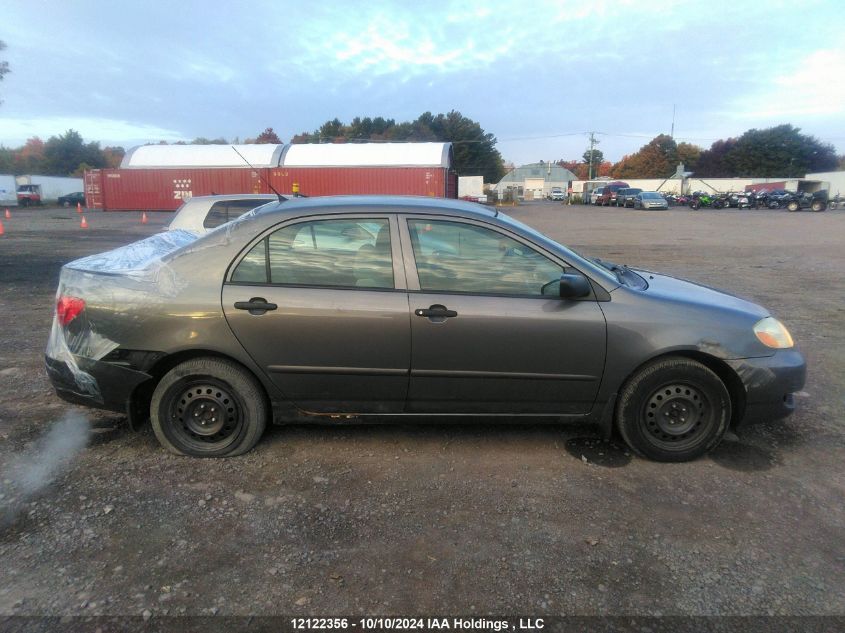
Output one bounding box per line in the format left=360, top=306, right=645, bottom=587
left=234, top=297, right=278, bottom=315
left=415, top=305, right=458, bottom=319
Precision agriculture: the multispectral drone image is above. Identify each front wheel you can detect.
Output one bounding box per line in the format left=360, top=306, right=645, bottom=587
left=689, top=201, right=700, bottom=210
left=811, top=200, right=826, bottom=212
left=151, top=357, right=268, bottom=457
left=62, top=201, right=71, bottom=208
left=787, top=201, right=800, bottom=212
left=615, top=357, right=731, bottom=462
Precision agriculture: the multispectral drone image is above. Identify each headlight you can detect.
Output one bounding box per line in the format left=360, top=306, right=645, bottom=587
left=753, top=317, right=794, bottom=349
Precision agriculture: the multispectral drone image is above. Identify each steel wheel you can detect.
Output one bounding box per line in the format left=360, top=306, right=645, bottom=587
left=151, top=357, right=267, bottom=457
left=164, top=380, right=244, bottom=453
left=642, top=383, right=710, bottom=451
left=615, top=357, right=730, bottom=462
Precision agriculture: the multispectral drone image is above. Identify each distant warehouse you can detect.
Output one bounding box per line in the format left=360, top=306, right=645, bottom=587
left=85, top=142, right=457, bottom=211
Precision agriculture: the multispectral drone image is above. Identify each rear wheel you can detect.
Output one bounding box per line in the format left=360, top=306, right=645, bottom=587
left=151, top=357, right=267, bottom=457
left=615, top=357, right=730, bottom=462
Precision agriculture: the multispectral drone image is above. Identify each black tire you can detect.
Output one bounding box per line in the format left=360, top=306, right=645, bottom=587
left=787, top=201, right=800, bottom=212
left=811, top=200, right=826, bottom=212
left=689, top=201, right=700, bottom=210
left=615, top=357, right=731, bottom=462
left=62, top=201, right=71, bottom=208
left=150, top=357, right=268, bottom=457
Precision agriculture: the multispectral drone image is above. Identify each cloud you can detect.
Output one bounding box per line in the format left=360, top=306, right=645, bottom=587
left=728, top=48, right=845, bottom=119
left=0, top=116, right=185, bottom=147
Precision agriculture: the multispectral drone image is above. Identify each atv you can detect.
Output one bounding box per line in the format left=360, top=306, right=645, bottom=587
left=782, top=190, right=828, bottom=212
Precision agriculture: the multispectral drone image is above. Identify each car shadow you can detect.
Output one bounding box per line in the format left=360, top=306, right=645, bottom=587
left=708, top=438, right=779, bottom=472
left=563, top=436, right=633, bottom=468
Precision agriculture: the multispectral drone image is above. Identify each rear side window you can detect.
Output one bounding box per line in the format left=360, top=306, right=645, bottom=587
left=230, top=218, right=394, bottom=289
left=204, top=199, right=269, bottom=229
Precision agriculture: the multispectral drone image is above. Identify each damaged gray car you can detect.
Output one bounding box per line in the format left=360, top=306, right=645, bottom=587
left=46, top=196, right=806, bottom=461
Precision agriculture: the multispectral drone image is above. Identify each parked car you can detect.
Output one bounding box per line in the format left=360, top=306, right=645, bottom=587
left=589, top=187, right=605, bottom=205
left=167, top=194, right=279, bottom=234
left=46, top=196, right=805, bottom=462
left=548, top=187, right=566, bottom=201
left=633, top=192, right=669, bottom=210
left=596, top=182, right=630, bottom=206
left=57, top=192, right=86, bottom=208
left=616, top=188, right=643, bottom=207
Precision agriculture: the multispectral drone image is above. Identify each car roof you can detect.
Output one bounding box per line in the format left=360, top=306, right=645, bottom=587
left=185, top=193, right=280, bottom=203
left=254, top=195, right=499, bottom=220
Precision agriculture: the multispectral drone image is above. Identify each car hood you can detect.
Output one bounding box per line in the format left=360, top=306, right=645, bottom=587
left=631, top=270, right=768, bottom=319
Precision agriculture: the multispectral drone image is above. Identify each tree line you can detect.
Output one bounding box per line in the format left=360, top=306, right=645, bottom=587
left=558, top=125, right=842, bottom=181
left=2, top=121, right=842, bottom=182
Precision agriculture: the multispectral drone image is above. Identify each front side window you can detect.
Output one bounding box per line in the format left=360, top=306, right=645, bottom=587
left=231, top=218, right=394, bottom=289
left=407, top=219, right=563, bottom=296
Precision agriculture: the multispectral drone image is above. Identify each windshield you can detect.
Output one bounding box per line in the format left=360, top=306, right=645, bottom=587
left=642, top=192, right=663, bottom=199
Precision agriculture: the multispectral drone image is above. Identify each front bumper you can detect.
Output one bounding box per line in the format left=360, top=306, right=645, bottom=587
left=46, top=354, right=153, bottom=414
left=727, top=349, right=807, bottom=426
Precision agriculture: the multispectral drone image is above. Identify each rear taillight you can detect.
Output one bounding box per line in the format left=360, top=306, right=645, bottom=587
left=57, top=296, right=85, bottom=326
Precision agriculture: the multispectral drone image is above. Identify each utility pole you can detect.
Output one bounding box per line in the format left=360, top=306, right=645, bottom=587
left=587, top=131, right=597, bottom=180
left=670, top=104, right=676, bottom=140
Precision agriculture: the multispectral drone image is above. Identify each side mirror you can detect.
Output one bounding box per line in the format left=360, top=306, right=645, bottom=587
left=559, top=273, right=592, bottom=299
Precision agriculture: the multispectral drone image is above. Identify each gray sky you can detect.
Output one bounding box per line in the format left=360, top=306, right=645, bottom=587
left=2, top=0, right=844, bottom=164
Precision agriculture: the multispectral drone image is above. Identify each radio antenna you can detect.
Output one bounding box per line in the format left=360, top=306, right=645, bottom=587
left=231, top=146, right=286, bottom=203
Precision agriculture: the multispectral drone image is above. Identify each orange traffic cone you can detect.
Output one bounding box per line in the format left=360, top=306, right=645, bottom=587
left=4, top=208, right=9, bottom=219
left=0, top=220, right=5, bottom=236
left=80, top=215, right=88, bottom=229
left=77, top=202, right=83, bottom=214
left=141, top=212, right=148, bottom=224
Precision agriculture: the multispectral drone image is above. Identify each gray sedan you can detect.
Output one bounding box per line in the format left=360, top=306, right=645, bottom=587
left=46, top=196, right=805, bottom=462
left=634, top=192, right=669, bottom=210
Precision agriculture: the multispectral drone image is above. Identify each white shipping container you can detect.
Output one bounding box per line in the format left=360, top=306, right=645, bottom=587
left=15, top=175, right=84, bottom=200
left=458, top=176, right=484, bottom=198
left=0, top=174, right=17, bottom=206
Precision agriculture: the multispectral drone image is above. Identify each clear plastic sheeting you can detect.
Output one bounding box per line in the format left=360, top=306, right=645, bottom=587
left=65, top=230, right=198, bottom=274
left=44, top=216, right=257, bottom=400
left=45, top=316, right=117, bottom=402
left=45, top=230, right=201, bottom=401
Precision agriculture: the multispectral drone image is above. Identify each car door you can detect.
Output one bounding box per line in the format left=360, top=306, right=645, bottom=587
left=222, top=214, right=410, bottom=414
left=400, top=216, right=607, bottom=415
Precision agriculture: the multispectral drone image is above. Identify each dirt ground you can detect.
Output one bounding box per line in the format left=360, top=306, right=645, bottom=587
left=0, top=202, right=843, bottom=619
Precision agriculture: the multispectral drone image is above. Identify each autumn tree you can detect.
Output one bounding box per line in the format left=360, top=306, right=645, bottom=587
left=251, top=127, right=283, bottom=144
left=102, top=146, right=125, bottom=169
left=43, top=130, right=107, bottom=176
left=611, top=134, right=691, bottom=178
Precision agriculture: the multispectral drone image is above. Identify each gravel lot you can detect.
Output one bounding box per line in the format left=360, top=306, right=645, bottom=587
left=0, top=202, right=843, bottom=619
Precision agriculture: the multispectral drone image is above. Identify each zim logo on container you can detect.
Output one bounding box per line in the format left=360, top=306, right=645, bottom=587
left=173, top=178, right=192, bottom=200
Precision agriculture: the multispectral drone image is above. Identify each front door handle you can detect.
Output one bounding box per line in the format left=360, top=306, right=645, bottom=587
left=234, top=297, right=278, bottom=315
left=415, top=304, right=458, bottom=319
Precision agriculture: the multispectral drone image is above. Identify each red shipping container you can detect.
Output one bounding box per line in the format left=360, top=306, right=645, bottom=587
left=269, top=167, right=453, bottom=198
left=86, top=168, right=268, bottom=211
